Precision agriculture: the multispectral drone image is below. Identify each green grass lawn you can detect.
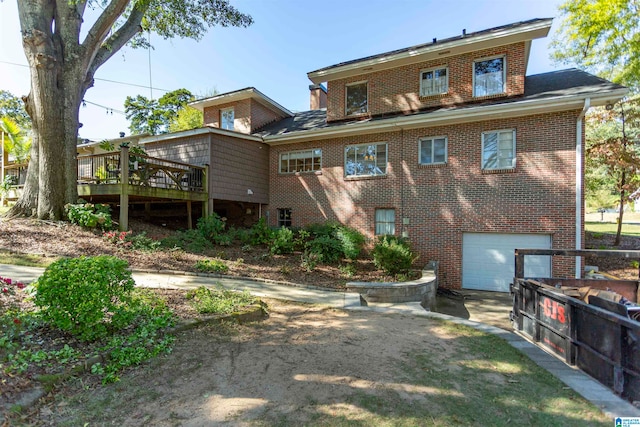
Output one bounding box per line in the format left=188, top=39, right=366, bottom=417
left=585, top=222, right=640, bottom=237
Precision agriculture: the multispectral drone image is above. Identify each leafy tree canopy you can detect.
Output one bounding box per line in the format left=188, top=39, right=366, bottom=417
left=551, top=0, right=640, bottom=91
left=0, top=90, right=30, bottom=130
left=125, top=88, right=194, bottom=135
left=168, top=106, right=203, bottom=133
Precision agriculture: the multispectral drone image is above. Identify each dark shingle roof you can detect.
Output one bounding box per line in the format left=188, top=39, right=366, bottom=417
left=255, top=69, right=626, bottom=138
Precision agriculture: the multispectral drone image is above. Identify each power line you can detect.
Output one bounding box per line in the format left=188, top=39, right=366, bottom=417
left=81, top=99, right=125, bottom=115
left=0, top=60, right=171, bottom=92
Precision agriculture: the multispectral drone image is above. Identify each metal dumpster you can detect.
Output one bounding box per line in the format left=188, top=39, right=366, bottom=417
left=511, top=249, right=640, bottom=402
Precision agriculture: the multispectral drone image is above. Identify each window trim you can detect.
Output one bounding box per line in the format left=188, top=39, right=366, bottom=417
left=279, top=148, right=323, bottom=174
left=220, top=107, right=234, bottom=130
left=419, top=66, right=449, bottom=97
left=481, top=129, right=516, bottom=171
left=472, top=55, right=506, bottom=97
left=419, top=136, right=448, bottom=165
left=277, top=208, right=292, bottom=228
left=344, top=142, right=388, bottom=178
left=345, top=80, right=368, bottom=116
left=375, top=208, right=396, bottom=236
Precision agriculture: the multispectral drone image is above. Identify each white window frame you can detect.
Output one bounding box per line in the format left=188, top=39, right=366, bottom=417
left=481, top=129, right=516, bottom=170
left=345, top=81, right=368, bottom=116
left=419, top=136, right=448, bottom=165
left=279, top=149, right=322, bottom=174
left=375, top=209, right=396, bottom=236
left=473, top=55, right=506, bottom=97
left=220, top=107, right=234, bottom=130
left=420, top=66, right=448, bottom=97
left=344, top=142, right=387, bottom=178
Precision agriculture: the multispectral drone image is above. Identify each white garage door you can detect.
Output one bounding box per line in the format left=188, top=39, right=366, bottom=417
left=462, top=233, right=551, bottom=292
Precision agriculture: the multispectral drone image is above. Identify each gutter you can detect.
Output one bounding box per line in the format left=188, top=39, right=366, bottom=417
left=576, top=98, right=590, bottom=278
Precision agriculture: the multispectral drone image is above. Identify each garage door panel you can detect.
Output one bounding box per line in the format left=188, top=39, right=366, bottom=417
left=462, top=233, right=551, bottom=292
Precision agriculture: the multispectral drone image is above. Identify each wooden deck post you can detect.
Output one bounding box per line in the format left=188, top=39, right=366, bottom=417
left=119, top=145, right=130, bottom=231
left=204, top=164, right=212, bottom=218
left=187, top=200, right=192, bottom=229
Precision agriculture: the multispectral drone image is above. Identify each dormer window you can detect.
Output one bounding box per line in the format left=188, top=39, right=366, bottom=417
left=473, top=56, right=505, bottom=97
left=345, top=81, right=368, bottom=116
left=420, top=67, right=448, bottom=96
left=221, top=107, right=234, bottom=130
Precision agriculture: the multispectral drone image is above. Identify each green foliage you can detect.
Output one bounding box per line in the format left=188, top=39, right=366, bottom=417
left=336, top=226, right=366, bottom=260
left=339, top=263, right=357, bottom=278
left=300, top=250, right=320, bottom=272
left=168, top=106, right=203, bottom=132
left=66, top=202, right=113, bottom=230
left=195, top=258, right=229, bottom=273
left=185, top=286, right=256, bottom=315
left=33, top=256, right=136, bottom=342
left=197, top=213, right=227, bottom=244
left=305, top=221, right=340, bottom=239
left=552, top=0, right=640, bottom=90
left=0, top=90, right=30, bottom=130
left=271, top=227, right=295, bottom=255
left=307, top=235, right=343, bottom=264
left=0, top=116, right=31, bottom=163
left=372, top=236, right=417, bottom=275
left=103, top=230, right=160, bottom=251
left=160, top=229, right=213, bottom=253
left=125, top=89, right=195, bottom=135
left=249, top=217, right=274, bottom=245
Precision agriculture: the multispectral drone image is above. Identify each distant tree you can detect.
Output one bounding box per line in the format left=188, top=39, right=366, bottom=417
left=125, top=88, right=194, bottom=135
left=586, top=97, right=640, bottom=245
left=10, top=1, right=252, bottom=220
left=168, top=106, right=203, bottom=132
left=551, top=0, right=640, bottom=91
left=0, top=91, right=30, bottom=130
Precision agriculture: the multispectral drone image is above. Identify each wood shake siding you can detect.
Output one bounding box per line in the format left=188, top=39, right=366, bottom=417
left=210, top=135, right=269, bottom=204
left=144, top=136, right=210, bottom=166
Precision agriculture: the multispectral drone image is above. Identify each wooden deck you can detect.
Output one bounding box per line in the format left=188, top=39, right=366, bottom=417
left=3, top=146, right=209, bottom=230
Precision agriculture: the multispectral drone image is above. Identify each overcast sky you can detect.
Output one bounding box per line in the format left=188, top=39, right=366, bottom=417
left=0, top=0, right=565, bottom=141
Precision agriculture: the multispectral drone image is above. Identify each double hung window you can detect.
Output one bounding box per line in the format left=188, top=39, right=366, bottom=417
left=419, top=137, right=447, bottom=165
left=346, top=82, right=368, bottom=116
left=221, top=107, right=234, bottom=130
left=482, top=129, right=515, bottom=170
left=420, top=67, right=448, bottom=96
left=474, top=57, right=505, bottom=97
left=375, top=209, right=395, bottom=235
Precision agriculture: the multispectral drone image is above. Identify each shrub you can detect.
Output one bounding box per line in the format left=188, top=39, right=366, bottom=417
left=197, top=213, right=226, bottom=243
left=66, top=202, right=113, bottom=230
left=307, top=235, right=343, bottom=264
left=33, top=256, right=136, bottom=341
left=195, top=258, right=229, bottom=273
left=103, top=230, right=160, bottom=251
left=336, top=226, right=365, bottom=260
left=300, top=250, right=320, bottom=272
left=250, top=217, right=274, bottom=245
left=305, top=221, right=340, bottom=239
left=271, top=227, right=295, bottom=255
left=161, top=229, right=213, bottom=253
left=372, top=236, right=417, bottom=275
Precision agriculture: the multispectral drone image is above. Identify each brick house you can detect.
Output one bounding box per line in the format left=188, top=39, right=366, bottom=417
left=140, top=18, right=626, bottom=291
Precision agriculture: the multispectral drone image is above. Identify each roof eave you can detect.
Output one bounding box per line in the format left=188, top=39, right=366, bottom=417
left=307, top=19, right=552, bottom=84
left=189, top=88, right=293, bottom=118
left=140, top=126, right=264, bottom=145
left=263, top=88, right=628, bottom=145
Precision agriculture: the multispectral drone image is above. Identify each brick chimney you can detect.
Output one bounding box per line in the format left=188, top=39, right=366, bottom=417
left=309, top=84, right=327, bottom=110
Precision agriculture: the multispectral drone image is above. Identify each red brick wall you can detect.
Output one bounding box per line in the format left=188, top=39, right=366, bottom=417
left=203, top=99, right=284, bottom=133
left=326, top=42, right=526, bottom=122
left=268, top=110, right=581, bottom=288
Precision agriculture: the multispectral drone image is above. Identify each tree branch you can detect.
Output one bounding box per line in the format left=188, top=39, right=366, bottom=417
left=81, top=0, right=131, bottom=58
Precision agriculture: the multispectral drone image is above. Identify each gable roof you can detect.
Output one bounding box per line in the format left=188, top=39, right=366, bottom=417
left=189, top=87, right=293, bottom=118
left=308, top=18, right=553, bottom=84
left=256, top=69, right=627, bottom=144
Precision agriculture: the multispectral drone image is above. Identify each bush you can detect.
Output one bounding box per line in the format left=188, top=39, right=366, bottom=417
left=307, top=235, right=343, bottom=264
left=194, top=259, right=229, bottom=273
left=271, top=227, right=295, bottom=255
left=372, top=236, right=417, bottom=275
left=250, top=217, right=274, bottom=245
left=161, top=229, right=213, bottom=253
left=103, top=230, right=160, bottom=251
left=33, top=256, right=136, bottom=341
left=185, top=286, right=256, bottom=314
left=197, top=213, right=226, bottom=243
left=305, top=221, right=340, bottom=239
left=336, top=226, right=365, bottom=260
left=66, top=202, right=113, bottom=230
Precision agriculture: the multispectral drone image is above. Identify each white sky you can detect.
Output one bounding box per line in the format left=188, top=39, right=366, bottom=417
left=0, top=0, right=566, bottom=140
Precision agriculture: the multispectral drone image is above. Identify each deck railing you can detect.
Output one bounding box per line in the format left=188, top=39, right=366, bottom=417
left=77, top=150, right=206, bottom=192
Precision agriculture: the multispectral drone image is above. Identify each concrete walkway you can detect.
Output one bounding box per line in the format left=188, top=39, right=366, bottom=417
left=3, top=263, right=639, bottom=418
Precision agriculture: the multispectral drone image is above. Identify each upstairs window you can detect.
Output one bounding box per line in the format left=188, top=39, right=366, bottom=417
left=221, top=107, right=234, bottom=130
left=375, top=209, right=396, bottom=235
left=420, top=67, right=448, bottom=96
left=279, top=149, right=322, bottom=174
left=345, top=143, right=387, bottom=177
left=419, top=136, right=447, bottom=165
left=482, top=129, right=515, bottom=170
left=346, top=81, right=368, bottom=116
left=474, top=56, right=505, bottom=97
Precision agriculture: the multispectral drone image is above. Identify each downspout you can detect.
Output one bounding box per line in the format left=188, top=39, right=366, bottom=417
left=575, top=98, right=590, bottom=278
